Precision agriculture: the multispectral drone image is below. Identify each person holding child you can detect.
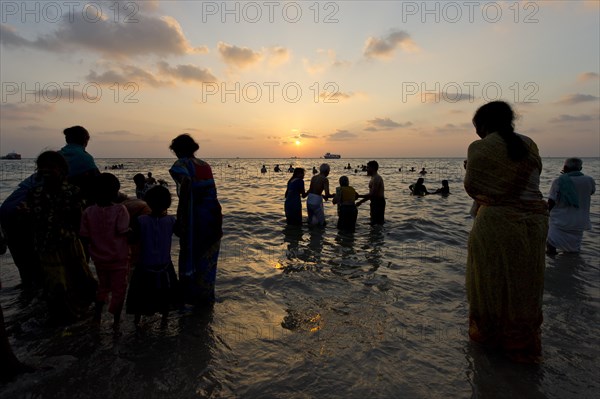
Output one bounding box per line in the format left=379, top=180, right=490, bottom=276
left=333, top=176, right=359, bottom=231
left=80, top=173, right=130, bottom=331
left=126, top=185, right=179, bottom=327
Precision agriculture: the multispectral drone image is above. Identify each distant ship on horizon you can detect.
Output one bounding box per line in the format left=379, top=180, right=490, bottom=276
left=323, top=152, right=341, bottom=159
left=1, top=151, right=21, bottom=160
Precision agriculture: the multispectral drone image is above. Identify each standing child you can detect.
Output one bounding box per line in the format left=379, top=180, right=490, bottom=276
left=80, top=173, right=130, bottom=331
left=126, top=185, right=179, bottom=327
left=332, top=176, right=359, bottom=231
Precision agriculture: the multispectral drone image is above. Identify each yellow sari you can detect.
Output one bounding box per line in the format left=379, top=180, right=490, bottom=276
left=464, top=132, right=548, bottom=361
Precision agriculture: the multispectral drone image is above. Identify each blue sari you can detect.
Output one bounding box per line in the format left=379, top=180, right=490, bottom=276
left=285, top=178, right=305, bottom=225
left=170, top=158, right=223, bottom=305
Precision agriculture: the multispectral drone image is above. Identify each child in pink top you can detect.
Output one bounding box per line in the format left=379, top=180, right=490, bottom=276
left=80, top=173, right=130, bottom=331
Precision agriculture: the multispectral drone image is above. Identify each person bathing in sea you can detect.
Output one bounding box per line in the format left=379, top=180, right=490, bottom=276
left=409, top=178, right=428, bottom=196
left=333, top=176, right=359, bottom=231
left=307, top=163, right=333, bottom=226
left=431, top=180, right=450, bottom=195
left=356, top=160, right=386, bottom=225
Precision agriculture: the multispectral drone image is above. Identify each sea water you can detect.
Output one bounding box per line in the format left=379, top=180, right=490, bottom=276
left=0, top=157, right=598, bottom=398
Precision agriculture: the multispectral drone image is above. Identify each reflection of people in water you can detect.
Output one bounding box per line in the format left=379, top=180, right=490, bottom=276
left=333, top=176, right=359, bottom=231
left=282, top=224, right=305, bottom=263
left=431, top=180, right=450, bottom=195
left=409, top=178, right=428, bottom=196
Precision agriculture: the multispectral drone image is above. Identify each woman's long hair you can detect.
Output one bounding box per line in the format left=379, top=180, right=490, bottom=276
left=287, top=168, right=305, bottom=185
left=472, top=101, right=528, bottom=161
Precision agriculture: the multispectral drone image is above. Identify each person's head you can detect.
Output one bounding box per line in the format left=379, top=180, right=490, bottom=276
left=442, top=180, right=449, bottom=187
left=63, top=126, right=90, bottom=146
left=147, top=172, right=153, bottom=177
left=169, top=134, right=199, bottom=158
left=36, top=151, right=69, bottom=184
left=417, top=178, right=425, bottom=185
left=144, top=185, right=171, bottom=215
left=339, top=176, right=349, bottom=187
left=563, top=157, right=583, bottom=173
left=319, top=163, right=330, bottom=176
left=133, top=173, right=146, bottom=187
left=94, top=173, right=120, bottom=204
left=366, top=160, right=379, bottom=176
left=292, top=167, right=305, bottom=179
left=472, top=101, right=527, bottom=161
left=472, top=101, right=515, bottom=138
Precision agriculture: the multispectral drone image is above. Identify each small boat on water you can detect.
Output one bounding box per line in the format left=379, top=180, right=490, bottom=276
left=1, top=152, right=21, bottom=160
left=323, top=152, right=341, bottom=159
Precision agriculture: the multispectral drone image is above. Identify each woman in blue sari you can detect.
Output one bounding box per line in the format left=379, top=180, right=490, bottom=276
left=284, top=168, right=307, bottom=225
left=169, top=134, right=223, bottom=306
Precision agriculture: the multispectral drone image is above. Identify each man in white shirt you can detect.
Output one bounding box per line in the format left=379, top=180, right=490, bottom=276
left=547, top=158, right=596, bottom=254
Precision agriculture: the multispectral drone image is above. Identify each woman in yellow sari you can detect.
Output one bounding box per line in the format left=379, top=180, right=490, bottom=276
left=464, top=101, right=548, bottom=363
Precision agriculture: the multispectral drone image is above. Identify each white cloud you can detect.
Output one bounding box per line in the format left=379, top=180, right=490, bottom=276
left=365, top=117, right=412, bottom=131
left=157, top=61, right=217, bottom=83
left=327, top=129, right=357, bottom=141
left=217, top=42, right=263, bottom=68
left=363, top=30, right=417, bottom=59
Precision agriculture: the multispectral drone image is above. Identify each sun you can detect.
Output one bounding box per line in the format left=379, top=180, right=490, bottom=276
left=295, top=140, right=301, bottom=146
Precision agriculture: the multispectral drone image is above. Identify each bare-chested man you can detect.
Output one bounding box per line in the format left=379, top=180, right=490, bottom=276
left=357, top=160, right=385, bottom=225
left=306, top=163, right=333, bottom=226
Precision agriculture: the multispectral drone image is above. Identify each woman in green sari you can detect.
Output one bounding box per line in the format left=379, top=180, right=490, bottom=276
left=464, top=101, right=548, bottom=363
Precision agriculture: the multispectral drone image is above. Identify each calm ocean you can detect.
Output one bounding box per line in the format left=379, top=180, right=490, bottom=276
left=1, top=157, right=598, bottom=398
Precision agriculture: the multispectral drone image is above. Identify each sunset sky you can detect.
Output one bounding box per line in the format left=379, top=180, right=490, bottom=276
left=1, top=0, right=599, bottom=158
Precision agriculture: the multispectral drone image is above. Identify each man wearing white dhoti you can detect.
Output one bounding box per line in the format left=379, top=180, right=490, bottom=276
left=307, top=164, right=333, bottom=226
left=547, top=158, right=596, bottom=254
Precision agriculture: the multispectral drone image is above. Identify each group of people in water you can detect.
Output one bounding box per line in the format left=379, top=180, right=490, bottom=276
left=282, top=161, right=450, bottom=230
left=0, top=101, right=596, bottom=383
left=0, top=128, right=222, bottom=382
left=284, top=160, right=386, bottom=231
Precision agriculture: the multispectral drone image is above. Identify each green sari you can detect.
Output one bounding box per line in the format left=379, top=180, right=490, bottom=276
left=464, top=132, right=548, bottom=361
